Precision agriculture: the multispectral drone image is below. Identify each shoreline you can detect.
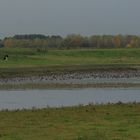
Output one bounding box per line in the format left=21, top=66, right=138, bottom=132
left=1, top=83, right=140, bottom=90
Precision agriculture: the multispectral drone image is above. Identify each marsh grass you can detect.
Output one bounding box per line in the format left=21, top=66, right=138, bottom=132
left=0, top=103, right=140, bottom=140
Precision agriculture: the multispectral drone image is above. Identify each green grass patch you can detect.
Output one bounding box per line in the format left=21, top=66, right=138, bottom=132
left=0, top=48, right=140, bottom=68
left=0, top=47, right=140, bottom=78
left=0, top=103, right=140, bottom=140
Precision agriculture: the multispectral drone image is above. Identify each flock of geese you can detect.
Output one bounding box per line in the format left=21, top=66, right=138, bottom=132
left=0, top=69, right=139, bottom=84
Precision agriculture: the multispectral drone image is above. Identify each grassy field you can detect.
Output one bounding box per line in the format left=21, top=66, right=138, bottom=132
left=0, top=103, right=140, bottom=140
left=0, top=47, right=140, bottom=69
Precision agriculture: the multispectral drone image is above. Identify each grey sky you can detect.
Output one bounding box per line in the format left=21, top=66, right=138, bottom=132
left=0, top=0, right=140, bottom=38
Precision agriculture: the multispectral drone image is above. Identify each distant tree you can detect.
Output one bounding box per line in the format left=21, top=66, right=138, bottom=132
left=64, top=34, right=84, bottom=48
left=113, top=35, right=122, bottom=47
left=3, top=38, right=14, bottom=47
left=0, top=41, right=4, bottom=48
left=14, top=34, right=47, bottom=40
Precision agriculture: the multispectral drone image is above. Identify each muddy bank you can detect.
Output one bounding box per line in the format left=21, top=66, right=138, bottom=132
left=0, top=67, right=140, bottom=89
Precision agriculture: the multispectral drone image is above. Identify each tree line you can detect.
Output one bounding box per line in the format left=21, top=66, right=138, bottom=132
left=2, top=34, right=140, bottom=48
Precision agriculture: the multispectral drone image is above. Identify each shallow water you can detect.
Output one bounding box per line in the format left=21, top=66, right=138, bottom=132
left=0, top=88, right=140, bottom=110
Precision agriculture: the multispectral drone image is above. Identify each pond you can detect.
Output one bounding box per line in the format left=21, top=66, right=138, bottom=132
left=0, top=88, right=140, bottom=110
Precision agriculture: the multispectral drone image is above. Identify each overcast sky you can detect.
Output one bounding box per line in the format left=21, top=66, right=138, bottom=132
left=0, top=0, right=140, bottom=38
